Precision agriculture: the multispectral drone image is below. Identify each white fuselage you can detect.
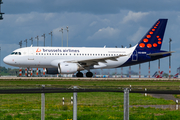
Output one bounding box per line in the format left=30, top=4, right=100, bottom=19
left=3, top=45, right=136, bottom=69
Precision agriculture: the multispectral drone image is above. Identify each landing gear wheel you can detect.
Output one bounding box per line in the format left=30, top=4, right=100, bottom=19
left=76, top=72, right=83, bottom=77
left=27, top=69, right=31, bottom=77
left=86, top=72, right=93, bottom=77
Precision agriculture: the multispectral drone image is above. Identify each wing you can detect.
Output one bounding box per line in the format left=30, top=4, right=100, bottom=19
left=65, top=54, right=127, bottom=67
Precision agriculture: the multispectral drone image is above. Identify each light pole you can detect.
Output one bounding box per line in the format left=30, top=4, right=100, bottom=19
left=19, top=41, right=22, bottom=48
left=49, top=31, right=53, bottom=47
left=29, top=37, right=33, bottom=46
left=24, top=39, right=27, bottom=47
left=42, top=34, right=45, bottom=46
left=35, top=36, right=39, bottom=46
left=65, top=26, right=69, bottom=47
left=148, top=62, right=150, bottom=78
left=121, top=45, right=123, bottom=78
left=0, top=47, right=1, bottom=68
left=0, top=0, right=4, bottom=20
left=129, top=44, right=131, bottom=78
left=139, top=64, right=141, bottom=78
left=158, top=59, right=160, bottom=75
left=59, top=28, right=63, bottom=47
left=169, top=38, right=172, bottom=79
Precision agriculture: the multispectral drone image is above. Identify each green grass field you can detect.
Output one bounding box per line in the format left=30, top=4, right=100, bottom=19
left=0, top=79, right=180, bottom=120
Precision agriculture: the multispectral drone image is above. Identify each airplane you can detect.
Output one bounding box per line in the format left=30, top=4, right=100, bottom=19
left=152, top=71, right=164, bottom=78
left=173, top=73, right=179, bottom=78
left=3, top=19, right=174, bottom=77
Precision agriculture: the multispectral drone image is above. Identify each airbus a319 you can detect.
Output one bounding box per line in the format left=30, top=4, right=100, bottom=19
left=3, top=19, right=173, bottom=77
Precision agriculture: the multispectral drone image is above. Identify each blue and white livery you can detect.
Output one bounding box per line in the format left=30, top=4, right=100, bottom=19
left=3, top=19, right=173, bottom=77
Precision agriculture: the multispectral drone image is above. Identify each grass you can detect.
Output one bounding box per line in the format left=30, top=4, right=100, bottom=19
left=0, top=78, right=180, bottom=119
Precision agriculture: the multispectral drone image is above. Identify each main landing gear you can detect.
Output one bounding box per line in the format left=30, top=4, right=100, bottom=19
left=76, top=71, right=93, bottom=77
left=76, top=71, right=83, bottom=77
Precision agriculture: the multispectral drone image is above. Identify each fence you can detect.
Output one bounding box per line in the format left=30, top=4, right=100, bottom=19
left=0, top=86, right=180, bottom=120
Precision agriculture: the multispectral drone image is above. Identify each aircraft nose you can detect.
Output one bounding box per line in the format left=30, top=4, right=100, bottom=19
left=3, top=56, right=12, bottom=65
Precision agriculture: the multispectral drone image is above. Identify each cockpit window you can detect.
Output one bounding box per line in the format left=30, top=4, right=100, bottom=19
left=11, top=52, right=21, bottom=55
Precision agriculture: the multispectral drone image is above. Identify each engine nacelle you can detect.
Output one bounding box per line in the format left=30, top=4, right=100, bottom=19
left=58, top=63, right=79, bottom=74
left=46, top=63, right=82, bottom=74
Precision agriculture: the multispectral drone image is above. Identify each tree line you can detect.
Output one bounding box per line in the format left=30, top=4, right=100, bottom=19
left=0, top=66, right=19, bottom=76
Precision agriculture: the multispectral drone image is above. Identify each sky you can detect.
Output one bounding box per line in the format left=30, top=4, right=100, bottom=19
left=0, top=0, right=180, bottom=75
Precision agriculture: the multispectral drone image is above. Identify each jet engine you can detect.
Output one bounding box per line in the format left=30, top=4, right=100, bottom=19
left=46, top=63, right=83, bottom=74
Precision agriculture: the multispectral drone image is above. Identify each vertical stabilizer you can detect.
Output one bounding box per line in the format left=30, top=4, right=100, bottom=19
left=136, top=19, right=168, bottom=50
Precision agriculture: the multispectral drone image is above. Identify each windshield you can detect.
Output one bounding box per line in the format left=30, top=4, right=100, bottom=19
left=11, top=52, right=21, bottom=55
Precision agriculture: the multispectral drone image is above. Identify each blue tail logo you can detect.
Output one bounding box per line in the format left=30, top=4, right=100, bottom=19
left=136, top=19, right=168, bottom=50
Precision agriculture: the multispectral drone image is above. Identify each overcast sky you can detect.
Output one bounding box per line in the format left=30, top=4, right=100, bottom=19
left=1, top=0, right=180, bottom=75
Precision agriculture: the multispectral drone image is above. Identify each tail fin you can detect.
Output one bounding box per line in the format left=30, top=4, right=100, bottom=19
left=136, top=19, right=168, bottom=50
left=152, top=71, right=158, bottom=78
left=173, top=73, right=179, bottom=78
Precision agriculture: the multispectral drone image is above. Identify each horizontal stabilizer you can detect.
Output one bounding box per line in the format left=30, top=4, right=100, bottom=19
left=147, top=51, right=174, bottom=56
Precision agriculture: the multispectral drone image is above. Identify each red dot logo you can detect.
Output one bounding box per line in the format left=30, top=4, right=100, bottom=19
left=158, top=41, right=162, bottom=44
left=146, top=35, right=151, bottom=38
left=149, top=31, right=153, bottom=34
left=143, top=38, right=148, bottom=43
left=158, top=38, right=161, bottom=40
left=147, top=44, right=152, bottom=48
left=139, top=43, right=145, bottom=48
left=153, top=43, right=157, bottom=47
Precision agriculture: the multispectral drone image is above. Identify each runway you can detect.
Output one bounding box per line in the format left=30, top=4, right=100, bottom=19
left=0, top=76, right=180, bottom=80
